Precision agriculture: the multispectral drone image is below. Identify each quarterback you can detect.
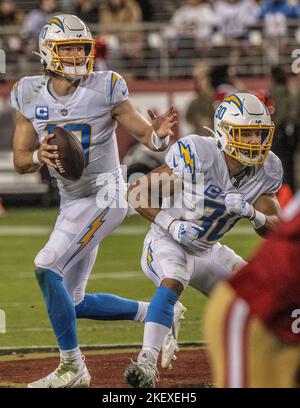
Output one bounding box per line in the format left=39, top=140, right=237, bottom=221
left=11, top=15, right=177, bottom=388
left=124, top=93, right=283, bottom=388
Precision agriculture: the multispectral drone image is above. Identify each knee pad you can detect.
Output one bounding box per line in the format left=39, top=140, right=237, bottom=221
left=34, top=247, right=57, bottom=269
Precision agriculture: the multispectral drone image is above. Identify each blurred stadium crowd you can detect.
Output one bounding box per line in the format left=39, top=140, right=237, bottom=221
left=1, top=0, right=300, bottom=78
left=0, top=0, right=299, bottom=206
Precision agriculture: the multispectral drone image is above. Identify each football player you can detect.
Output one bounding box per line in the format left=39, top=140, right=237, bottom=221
left=124, top=93, right=283, bottom=388
left=205, top=191, right=300, bottom=387
left=11, top=15, right=177, bottom=388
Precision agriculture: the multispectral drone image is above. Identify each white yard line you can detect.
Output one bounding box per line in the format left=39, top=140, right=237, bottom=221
left=12, top=271, right=143, bottom=280
left=0, top=226, right=52, bottom=235
left=0, top=225, right=253, bottom=236
left=89, top=271, right=143, bottom=280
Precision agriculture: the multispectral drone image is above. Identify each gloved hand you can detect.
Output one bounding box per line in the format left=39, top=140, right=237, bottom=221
left=224, top=193, right=254, bottom=219
left=168, top=220, right=203, bottom=246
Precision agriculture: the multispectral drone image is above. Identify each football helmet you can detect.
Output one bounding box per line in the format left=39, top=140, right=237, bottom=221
left=38, top=14, right=95, bottom=78
left=213, top=93, right=275, bottom=165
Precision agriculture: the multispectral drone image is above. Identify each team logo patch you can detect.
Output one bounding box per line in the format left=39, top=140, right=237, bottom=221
left=147, top=243, right=159, bottom=279
left=13, top=80, right=21, bottom=110
left=60, top=108, right=68, bottom=117
left=178, top=141, right=196, bottom=178
left=35, top=106, right=49, bottom=120
left=110, top=72, right=121, bottom=101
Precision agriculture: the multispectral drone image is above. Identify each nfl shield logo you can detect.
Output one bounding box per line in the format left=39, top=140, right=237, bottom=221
left=35, top=106, right=49, bottom=120
left=60, top=108, right=68, bottom=116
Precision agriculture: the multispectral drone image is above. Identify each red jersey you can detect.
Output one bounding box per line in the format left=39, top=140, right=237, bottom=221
left=229, top=193, right=300, bottom=344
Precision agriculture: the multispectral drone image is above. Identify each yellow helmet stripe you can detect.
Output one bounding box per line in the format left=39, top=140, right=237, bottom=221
left=47, top=17, right=65, bottom=32
left=223, top=94, right=244, bottom=114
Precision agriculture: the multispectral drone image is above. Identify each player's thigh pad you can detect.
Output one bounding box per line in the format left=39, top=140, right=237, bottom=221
left=141, top=230, right=191, bottom=288
left=34, top=194, right=127, bottom=274
left=190, top=242, right=246, bottom=295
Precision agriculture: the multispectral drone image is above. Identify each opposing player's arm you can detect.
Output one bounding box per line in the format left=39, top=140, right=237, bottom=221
left=13, top=111, right=58, bottom=174
left=252, top=193, right=281, bottom=237
left=111, top=99, right=177, bottom=152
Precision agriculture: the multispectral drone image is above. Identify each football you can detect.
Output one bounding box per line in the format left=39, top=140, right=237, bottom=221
left=48, top=126, right=85, bottom=182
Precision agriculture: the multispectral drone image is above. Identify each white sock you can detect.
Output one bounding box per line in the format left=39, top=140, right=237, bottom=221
left=142, top=322, right=170, bottom=364
left=134, top=301, right=149, bottom=322
left=60, top=346, right=83, bottom=370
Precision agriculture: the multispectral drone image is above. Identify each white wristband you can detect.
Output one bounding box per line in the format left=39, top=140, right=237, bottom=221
left=154, top=211, right=175, bottom=232
left=250, top=209, right=266, bottom=229
left=151, top=130, right=170, bottom=150
left=32, top=149, right=42, bottom=166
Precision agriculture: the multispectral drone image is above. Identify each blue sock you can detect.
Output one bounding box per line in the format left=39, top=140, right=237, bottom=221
left=145, top=286, right=179, bottom=328
left=75, top=293, right=139, bottom=320
left=35, top=267, right=78, bottom=351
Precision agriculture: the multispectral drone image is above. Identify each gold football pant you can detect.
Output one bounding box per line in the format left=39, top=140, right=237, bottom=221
left=204, top=282, right=300, bottom=388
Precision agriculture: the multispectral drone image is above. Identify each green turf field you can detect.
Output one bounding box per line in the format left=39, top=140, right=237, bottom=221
left=0, top=208, right=261, bottom=349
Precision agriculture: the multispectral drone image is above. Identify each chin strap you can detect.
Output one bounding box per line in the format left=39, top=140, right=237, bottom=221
left=32, top=51, right=44, bottom=64
left=202, top=126, right=217, bottom=138
left=203, top=126, right=224, bottom=150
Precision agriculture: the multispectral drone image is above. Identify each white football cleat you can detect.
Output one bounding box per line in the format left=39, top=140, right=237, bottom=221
left=161, top=301, right=187, bottom=369
left=124, top=351, right=159, bottom=388
left=27, top=360, right=91, bottom=388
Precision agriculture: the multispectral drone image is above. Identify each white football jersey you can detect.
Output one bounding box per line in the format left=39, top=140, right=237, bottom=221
left=152, top=135, right=283, bottom=252
left=10, top=71, right=129, bottom=199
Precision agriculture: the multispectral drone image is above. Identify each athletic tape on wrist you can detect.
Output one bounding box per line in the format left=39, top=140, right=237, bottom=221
left=250, top=209, right=266, bottom=229
left=32, top=149, right=42, bottom=166
left=151, top=130, right=170, bottom=150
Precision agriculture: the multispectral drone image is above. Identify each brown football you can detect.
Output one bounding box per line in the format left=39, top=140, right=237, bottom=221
left=48, top=126, right=85, bottom=182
